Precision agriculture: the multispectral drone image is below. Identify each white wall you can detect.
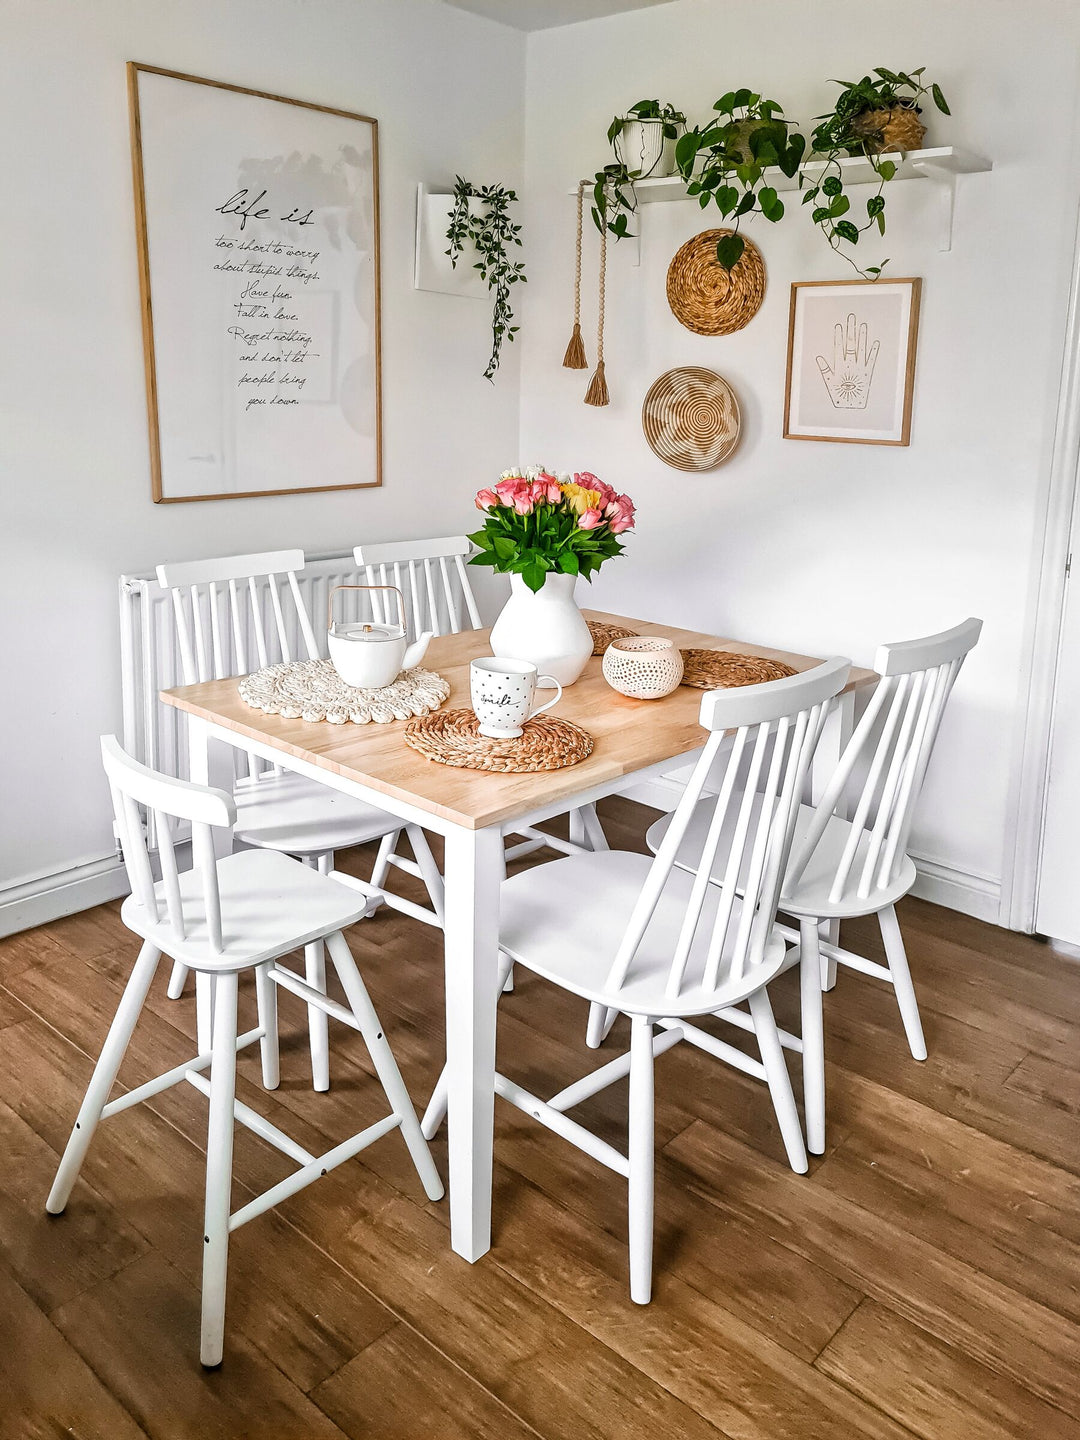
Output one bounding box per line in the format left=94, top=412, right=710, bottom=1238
left=1, top=0, right=524, bottom=914
left=520, top=0, right=1080, bottom=920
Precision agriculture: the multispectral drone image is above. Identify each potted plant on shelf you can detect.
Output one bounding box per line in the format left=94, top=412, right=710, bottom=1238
left=469, top=467, right=636, bottom=685
left=593, top=97, right=686, bottom=240
left=446, top=177, right=526, bottom=380
left=803, top=67, right=950, bottom=276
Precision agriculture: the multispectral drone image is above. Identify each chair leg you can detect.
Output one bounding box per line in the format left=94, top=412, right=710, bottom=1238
left=324, top=931, right=444, bottom=1202
left=799, top=918, right=826, bottom=1156
left=586, top=1003, right=617, bottom=1049
left=301, top=855, right=331, bottom=1093
left=254, top=963, right=280, bottom=1090
left=167, top=959, right=189, bottom=1000
left=878, top=904, right=928, bottom=1061
left=421, top=950, right=514, bottom=1141
left=47, top=942, right=162, bottom=1215
left=201, top=971, right=239, bottom=1368
left=581, top=803, right=609, bottom=852
left=627, top=1015, right=655, bottom=1305
left=369, top=830, right=400, bottom=892
left=407, top=825, right=445, bottom=923
left=748, top=988, right=808, bottom=1175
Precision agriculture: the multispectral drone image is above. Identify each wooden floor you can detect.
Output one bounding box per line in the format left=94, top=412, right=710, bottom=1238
left=3, top=798, right=1080, bottom=1439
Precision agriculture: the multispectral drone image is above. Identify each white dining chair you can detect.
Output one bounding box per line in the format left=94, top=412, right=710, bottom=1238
left=644, top=617, right=983, bottom=1154
left=47, top=737, right=443, bottom=1367
left=424, top=658, right=850, bottom=1302
left=155, top=549, right=445, bottom=1092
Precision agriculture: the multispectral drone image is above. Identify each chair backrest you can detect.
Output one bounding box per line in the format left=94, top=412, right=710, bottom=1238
left=788, top=618, right=982, bottom=904
left=353, top=536, right=481, bottom=638
left=156, top=549, right=320, bottom=685
left=609, top=658, right=851, bottom=1005
left=102, top=735, right=235, bottom=953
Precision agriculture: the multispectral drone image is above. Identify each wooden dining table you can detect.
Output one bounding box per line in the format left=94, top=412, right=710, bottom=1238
left=161, top=609, right=877, bottom=1265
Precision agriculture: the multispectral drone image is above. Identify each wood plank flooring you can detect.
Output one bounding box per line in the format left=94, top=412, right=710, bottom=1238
left=2, top=797, right=1079, bottom=1439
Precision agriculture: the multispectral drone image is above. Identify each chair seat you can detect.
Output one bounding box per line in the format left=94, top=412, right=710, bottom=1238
left=646, top=800, right=917, bottom=920
left=499, top=851, right=787, bottom=1018
left=121, top=849, right=371, bottom=970
left=233, top=771, right=402, bottom=855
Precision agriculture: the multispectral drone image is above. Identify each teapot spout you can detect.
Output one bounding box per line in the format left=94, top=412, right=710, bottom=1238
left=402, top=630, right=433, bottom=670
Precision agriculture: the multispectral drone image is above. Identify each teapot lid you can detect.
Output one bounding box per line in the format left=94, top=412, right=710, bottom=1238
left=332, top=621, right=405, bottom=643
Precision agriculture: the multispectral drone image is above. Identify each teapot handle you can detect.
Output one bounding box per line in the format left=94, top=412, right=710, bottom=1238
left=327, top=584, right=406, bottom=633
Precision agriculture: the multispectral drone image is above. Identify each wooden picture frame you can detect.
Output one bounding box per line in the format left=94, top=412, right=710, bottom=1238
left=127, top=63, right=382, bottom=502
left=783, top=278, right=921, bottom=446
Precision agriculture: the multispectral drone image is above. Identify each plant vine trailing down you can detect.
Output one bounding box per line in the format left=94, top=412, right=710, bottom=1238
left=446, top=177, right=526, bottom=380
left=675, top=90, right=805, bottom=271
left=803, top=68, right=950, bottom=276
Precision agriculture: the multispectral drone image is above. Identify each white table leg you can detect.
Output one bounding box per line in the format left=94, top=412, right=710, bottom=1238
left=186, top=718, right=236, bottom=1032
left=813, top=690, right=855, bottom=990
left=443, top=824, right=504, bottom=1262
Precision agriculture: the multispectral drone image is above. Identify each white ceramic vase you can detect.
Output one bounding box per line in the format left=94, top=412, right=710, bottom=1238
left=489, top=572, right=594, bottom=687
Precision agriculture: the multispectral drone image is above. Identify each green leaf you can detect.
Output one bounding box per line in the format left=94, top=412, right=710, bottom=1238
left=878, top=159, right=897, bottom=181
left=866, top=194, right=885, bottom=217
left=828, top=194, right=850, bottom=217
left=714, top=90, right=736, bottom=114
left=731, top=87, right=753, bottom=110
left=468, top=551, right=500, bottom=569
left=759, top=186, right=784, bottom=221
left=715, top=184, right=739, bottom=216
left=522, top=562, right=547, bottom=593
left=607, top=117, right=623, bottom=144
left=734, top=190, right=757, bottom=217
left=716, top=232, right=745, bottom=270
left=834, top=219, right=860, bottom=244
left=812, top=206, right=830, bottom=224
left=558, top=551, right=579, bottom=575
left=822, top=175, right=843, bottom=196
left=876, top=211, right=886, bottom=235
left=492, top=534, right=516, bottom=561
left=931, top=82, right=950, bottom=115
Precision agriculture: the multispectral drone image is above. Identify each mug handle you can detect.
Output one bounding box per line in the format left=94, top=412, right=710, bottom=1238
left=528, top=676, right=563, bottom=721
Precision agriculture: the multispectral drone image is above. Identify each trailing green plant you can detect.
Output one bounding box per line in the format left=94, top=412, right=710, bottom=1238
left=803, top=67, right=950, bottom=276
left=674, top=89, right=805, bottom=270
left=446, top=177, right=526, bottom=380
left=592, top=98, right=686, bottom=240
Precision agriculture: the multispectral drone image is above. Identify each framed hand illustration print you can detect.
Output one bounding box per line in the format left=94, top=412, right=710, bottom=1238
left=128, top=63, right=382, bottom=502
left=783, top=278, right=921, bottom=446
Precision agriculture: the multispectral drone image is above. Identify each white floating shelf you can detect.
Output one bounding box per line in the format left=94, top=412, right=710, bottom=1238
left=573, top=146, right=992, bottom=252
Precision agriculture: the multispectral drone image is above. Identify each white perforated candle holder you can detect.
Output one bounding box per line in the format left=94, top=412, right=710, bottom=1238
left=601, top=636, right=684, bottom=700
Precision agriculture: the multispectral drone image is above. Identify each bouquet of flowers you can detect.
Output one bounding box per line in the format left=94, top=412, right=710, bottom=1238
left=469, top=466, right=636, bottom=593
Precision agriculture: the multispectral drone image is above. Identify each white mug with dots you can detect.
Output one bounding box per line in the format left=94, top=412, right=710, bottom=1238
left=470, top=657, right=563, bottom=739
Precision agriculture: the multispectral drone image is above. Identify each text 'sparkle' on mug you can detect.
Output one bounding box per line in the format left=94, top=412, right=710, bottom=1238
left=470, top=657, right=563, bottom=739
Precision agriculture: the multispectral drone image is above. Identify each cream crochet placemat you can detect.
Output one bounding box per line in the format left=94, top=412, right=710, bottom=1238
left=238, top=660, right=450, bottom=725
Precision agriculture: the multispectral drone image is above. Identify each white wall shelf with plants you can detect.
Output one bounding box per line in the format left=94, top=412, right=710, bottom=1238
left=571, top=147, right=991, bottom=252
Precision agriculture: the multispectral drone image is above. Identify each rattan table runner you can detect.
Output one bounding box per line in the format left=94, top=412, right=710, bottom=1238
left=404, top=710, right=594, bottom=772
left=238, top=660, right=450, bottom=724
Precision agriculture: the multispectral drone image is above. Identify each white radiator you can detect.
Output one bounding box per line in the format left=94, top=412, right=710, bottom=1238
left=118, top=550, right=365, bottom=849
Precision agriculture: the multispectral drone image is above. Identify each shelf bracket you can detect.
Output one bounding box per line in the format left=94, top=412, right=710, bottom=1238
left=908, top=159, right=960, bottom=252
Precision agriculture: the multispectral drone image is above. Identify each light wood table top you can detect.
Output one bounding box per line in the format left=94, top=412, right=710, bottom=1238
left=161, top=610, right=877, bottom=832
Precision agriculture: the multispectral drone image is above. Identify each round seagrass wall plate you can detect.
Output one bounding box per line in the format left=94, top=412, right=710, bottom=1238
left=666, top=229, right=766, bottom=336
left=641, top=367, right=742, bottom=472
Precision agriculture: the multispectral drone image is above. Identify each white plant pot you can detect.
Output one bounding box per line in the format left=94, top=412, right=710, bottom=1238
left=489, top=572, right=594, bottom=687
left=615, top=118, right=680, bottom=179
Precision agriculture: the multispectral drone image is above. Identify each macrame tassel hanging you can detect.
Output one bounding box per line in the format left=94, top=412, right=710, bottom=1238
left=584, top=211, right=609, bottom=407
left=562, top=180, right=588, bottom=369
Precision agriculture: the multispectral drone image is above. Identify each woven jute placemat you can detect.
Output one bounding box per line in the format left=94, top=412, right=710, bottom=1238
left=680, top=649, right=797, bottom=690
left=666, top=229, right=766, bottom=336
left=404, top=709, right=593, bottom=772
left=588, top=619, right=639, bottom=656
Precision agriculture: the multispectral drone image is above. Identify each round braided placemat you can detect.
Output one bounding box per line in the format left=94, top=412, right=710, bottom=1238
left=666, top=229, right=766, bottom=335
left=588, top=619, right=639, bottom=656
left=404, top=709, right=593, bottom=772
left=238, top=660, right=450, bottom=724
left=642, top=366, right=741, bottom=472
left=680, top=650, right=797, bottom=690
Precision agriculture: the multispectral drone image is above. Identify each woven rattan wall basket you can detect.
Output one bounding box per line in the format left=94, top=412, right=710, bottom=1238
left=666, top=229, right=766, bottom=336
left=642, top=366, right=742, bottom=472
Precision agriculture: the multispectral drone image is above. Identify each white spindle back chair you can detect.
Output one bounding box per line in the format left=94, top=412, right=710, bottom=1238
left=353, top=536, right=482, bottom=639
left=423, top=659, right=850, bottom=1301
left=154, top=549, right=446, bottom=1091
left=47, top=738, right=443, bottom=1366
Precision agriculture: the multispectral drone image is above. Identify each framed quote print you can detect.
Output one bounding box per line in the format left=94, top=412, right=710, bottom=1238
left=784, top=278, right=921, bottom=446
left=127, top=63, right=382, bottom=502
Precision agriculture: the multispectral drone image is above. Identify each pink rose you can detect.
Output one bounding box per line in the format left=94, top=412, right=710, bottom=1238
left=531, top=477, right=561, bottom=504
left=610, top=514, right=634, bottom=533
left=494, top=477, right=520, bottom=502
left=475, top=488, right=499, bottom=509
left=512, top=491, right=535, bottom=515
left=578, top=507, right=603, bottom=530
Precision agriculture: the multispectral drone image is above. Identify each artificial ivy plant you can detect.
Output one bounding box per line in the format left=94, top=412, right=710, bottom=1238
left=803, top=67, right=950, bottom=275
left=446, top=177, right=526, bottom=380
left=674, top=89, right=806, bottom=270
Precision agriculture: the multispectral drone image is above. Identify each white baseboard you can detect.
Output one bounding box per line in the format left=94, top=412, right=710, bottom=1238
left=0, top=854, right=130, bottom=940
left=905, top=853, right=1002, bottom=924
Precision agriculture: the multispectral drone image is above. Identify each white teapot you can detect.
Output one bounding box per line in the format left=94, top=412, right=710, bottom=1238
left=326, top=585, right=432, bottom=690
